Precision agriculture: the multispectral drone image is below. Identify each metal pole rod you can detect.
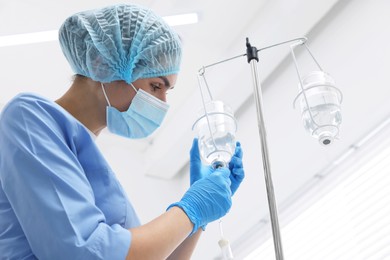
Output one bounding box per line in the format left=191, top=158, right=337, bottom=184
left=249, top=59, right=284, bottom=260
left=198, top=37, right=307, bottom=74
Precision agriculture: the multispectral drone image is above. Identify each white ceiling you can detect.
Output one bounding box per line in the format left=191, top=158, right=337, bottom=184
left=2, top=0, right=390, bottom=259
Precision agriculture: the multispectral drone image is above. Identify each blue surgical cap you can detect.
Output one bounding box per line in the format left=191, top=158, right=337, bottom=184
left=59, top=4, right=182, bottom=83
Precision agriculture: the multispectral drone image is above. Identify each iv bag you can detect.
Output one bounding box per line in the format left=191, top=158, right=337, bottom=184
left=294, top=71, right=342, bottom=145
left=192, top=100, right=237, bottom=168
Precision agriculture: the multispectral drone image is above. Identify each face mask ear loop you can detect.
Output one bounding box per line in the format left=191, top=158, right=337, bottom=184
left=130, top=83, right=138, bottom=93
left=101, top=83, right=111, bottom=107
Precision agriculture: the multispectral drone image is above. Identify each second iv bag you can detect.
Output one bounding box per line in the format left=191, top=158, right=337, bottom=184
left=294, top=71, right=342, bottom=145
left=192, top=100, right=237, bottom=168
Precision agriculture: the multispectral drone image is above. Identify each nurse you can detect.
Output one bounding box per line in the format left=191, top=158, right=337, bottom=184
left=0, top=3, right=244, bottom=259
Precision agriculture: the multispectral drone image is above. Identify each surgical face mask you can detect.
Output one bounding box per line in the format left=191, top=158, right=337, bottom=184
left=101, top=83, right=169, bottom=139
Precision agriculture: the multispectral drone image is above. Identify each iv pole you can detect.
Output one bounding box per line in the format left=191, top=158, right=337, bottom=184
left=246, top=37, right=285, bottom=260
left=245, top=36, right=309, bottom=260
left=198, top=36, right=317, bottom=260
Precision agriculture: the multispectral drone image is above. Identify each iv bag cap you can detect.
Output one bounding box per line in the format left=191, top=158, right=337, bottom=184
left=319, top=135, right=333, bottom=145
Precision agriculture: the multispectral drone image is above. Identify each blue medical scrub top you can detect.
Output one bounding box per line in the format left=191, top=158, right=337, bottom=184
left=0, top=93, right=141, bottom=259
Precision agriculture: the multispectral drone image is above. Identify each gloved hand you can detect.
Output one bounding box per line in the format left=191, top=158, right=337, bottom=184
left=190, top=138, right=245, bottom=195
left=167, top=167, right=232, bottom=235
left=190, top=138, right=213, bottom=185
left=228, top=142, right=245, bottom=195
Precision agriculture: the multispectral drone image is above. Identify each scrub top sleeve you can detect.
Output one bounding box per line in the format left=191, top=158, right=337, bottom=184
left=0, top=98, right=131, bottom=259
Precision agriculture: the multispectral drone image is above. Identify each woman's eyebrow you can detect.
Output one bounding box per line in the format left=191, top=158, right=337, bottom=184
left=158, top=76, right=171, bottom=88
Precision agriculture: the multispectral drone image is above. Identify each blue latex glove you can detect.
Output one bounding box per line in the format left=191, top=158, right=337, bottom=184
left=167, top=167, right=232, bottom=235
left=190, top=138, right=245, bottom=195
left=228, top=142, right=245, bottom=195
left=190, top=138, right=213, bottom=185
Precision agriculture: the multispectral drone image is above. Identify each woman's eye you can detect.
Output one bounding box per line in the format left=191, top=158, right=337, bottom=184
left=151, top=83, right=161, bottom=92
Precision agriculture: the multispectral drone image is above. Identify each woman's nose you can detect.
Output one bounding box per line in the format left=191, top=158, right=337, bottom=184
left=158, top=92, right=167, bottom=103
